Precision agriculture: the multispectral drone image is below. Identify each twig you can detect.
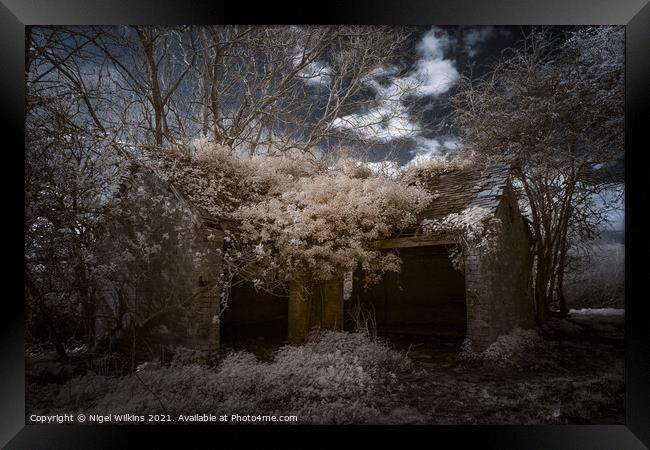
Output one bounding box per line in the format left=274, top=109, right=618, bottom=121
left=135, top=371, right=168, bottom=414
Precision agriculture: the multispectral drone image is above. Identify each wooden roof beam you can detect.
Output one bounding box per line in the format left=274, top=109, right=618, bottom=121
left=377, top=236, right=458, bottom=249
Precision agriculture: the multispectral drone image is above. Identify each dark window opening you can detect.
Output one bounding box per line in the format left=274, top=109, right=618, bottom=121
left=220, top=280, right=288, bottom=343
left=347, top=245, right=467, bottom=338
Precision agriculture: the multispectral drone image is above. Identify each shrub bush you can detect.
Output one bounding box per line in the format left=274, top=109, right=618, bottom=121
left=39, top=331, right=415, bottom=424
left=460, top=327, right=542, bottom=366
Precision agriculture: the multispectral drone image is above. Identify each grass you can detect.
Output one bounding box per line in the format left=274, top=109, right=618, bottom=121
left=26, top=313, right=624, bottom=425
left=564, top=243, right=624, bottom=309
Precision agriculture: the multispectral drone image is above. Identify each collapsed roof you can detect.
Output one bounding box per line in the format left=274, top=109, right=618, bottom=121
left=419, top=162, right=511, bottom=221
left=390, top=162, right=512, bottom=241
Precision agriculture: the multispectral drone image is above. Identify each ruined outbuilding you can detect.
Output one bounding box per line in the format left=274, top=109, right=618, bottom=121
left=95, top=162, right=229, bottom=353
left=349, top=163, right=536, bottom=351
left=96, top=159, right=535, bottom=354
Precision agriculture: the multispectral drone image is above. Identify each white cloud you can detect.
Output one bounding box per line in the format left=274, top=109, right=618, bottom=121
left=365, top=160, right=401, bottom=178
left=331, top=103, right=421, bottom=142
left=362, top=65, right=400, bottom=83
left=361, top=136, right=462, bottom=176
left=416, top=28, right=452, bottom=60
left=414, top=136, right=443, bottom=155
left=406, top=137, right=443, bottom=166
left=331, top=27, right=459, bottom=143
left=443, top=139, right=461, bottom=151
left=405, top=137, right=461, bottom=166
left=408, top=27, right=459, bottom=97
left=292, top=49, right=332, bottom=88
left=410, top=58, right=459, bottom=96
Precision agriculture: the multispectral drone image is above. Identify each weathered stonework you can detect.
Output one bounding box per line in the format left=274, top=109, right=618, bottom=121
left=288, top=275, right=344, bottom=343
left=464, top=182, right=535, bottom=351
left=96, top=163, right=227, bottom=353
left=180, top=222, right=225, bottom=351
left=97, top=161, right=534, bottom=353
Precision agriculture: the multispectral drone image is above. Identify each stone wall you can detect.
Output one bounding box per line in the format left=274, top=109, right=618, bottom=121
left=180, top=222, right=224, bottom=351
left=96, top=167, right=533, bottom=353
left=288, top=275, right=344, bottom=343
left=96, top=164, right=225, bottom=353
left=464, top=182, right=535, bottom=351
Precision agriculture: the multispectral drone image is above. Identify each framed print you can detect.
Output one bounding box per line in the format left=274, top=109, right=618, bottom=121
left=2, top=0, right=648, bottom=447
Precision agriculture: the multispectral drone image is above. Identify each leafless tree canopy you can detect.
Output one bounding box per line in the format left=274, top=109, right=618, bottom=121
left=450, top=27, right=624, bottom=321
left=25, top=25, right=624, bottom=357
left=27, top=26, right=416, bottom=154
left=25, top=25, right=420, bottom=356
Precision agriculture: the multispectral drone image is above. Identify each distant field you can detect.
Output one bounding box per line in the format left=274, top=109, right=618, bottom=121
left=564, top=243, right=624, bottom=309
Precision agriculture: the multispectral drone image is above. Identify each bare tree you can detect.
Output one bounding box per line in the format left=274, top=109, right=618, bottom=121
left=23, top=25, right=423, bottom=354
left=28, top=25, right=418, bottom=156
left=450, top=27, right=624, bottom=323
left=181, top=26, right=416, bottom=155
left=25, top=26, right=125, bottom=353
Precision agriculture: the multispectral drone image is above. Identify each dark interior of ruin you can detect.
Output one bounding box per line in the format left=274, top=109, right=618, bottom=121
left=349, top=245, right=467, bottom=337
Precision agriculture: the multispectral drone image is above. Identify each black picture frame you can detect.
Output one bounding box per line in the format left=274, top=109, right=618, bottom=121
left=2, top=0, right=648, bottom=447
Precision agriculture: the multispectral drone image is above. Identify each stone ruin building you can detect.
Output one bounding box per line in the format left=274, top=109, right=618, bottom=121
left=96, top=161, right=536, bottom=354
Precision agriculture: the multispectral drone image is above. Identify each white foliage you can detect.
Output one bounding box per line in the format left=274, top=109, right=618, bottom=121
left=233, top=162, right=432, bottom=285
left=152, top=142, right=433, bottom=289
left=80, top=331, right=414, bottom=424
left=421, top=206, right=502, bottom=269
left=461, top=327, right=542, bottom=365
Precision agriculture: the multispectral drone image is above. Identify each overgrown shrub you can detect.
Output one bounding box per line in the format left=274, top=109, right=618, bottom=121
left=169, top=346, right=209, bottom=367
left=460, top=327, right=542, bottom=366
left=34, top=331, right=415, bottom=424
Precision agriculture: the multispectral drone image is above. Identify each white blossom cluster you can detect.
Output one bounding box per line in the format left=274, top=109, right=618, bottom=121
left=153, top=141, right=324, bottom=219
left=151, top=141, right=434, bottom=289
left=233, top=164, right=432, bottom=287
left=421, top=206, right=502, bottom=270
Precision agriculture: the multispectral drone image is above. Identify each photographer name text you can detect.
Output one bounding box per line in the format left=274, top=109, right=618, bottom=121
left=29, top=413, right=298, bottom=423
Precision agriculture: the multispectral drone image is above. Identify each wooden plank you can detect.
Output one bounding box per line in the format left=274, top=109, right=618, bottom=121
left=378, top=236, right=458, bottom=249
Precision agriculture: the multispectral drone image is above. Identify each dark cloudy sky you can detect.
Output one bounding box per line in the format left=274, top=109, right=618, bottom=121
left=322, top=26, right=610, bottom=168
left=324, top=25, right=623, bottom=232
left=30, top=25, right=624, bottom=230
left=325, top=26, right=528, bottom=165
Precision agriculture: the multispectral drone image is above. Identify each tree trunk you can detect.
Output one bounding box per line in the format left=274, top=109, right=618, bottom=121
left=519, top=174, right=550, bottom=325
left=80, top=293, right=96, bottom=348
left=533, top=245, right=552, bottom=325
left=25, top=272, right=68, bottom=360
left=556, top=237, right=570, bottom=316
left=534, top=273, right=549, bottom=325
left=557, top=282, right=568, bottom=316
left=75, top=261, right=97, bottom=348
left=554, top=178, right=575, bottom=317
left=137, top=28, right=165, bottom=146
